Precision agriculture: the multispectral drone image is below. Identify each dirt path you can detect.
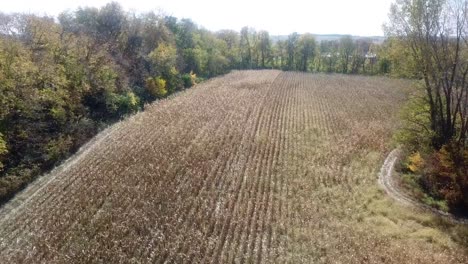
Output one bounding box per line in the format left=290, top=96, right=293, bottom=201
left=378, top=148, right=468, bottom=224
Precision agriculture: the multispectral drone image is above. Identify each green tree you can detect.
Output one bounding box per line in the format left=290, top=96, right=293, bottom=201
left=96, top=2, right=127, bottom=43
left=378, top=37, right=417, bottom=78
left=257, top=30, right=271, bottom=68
left=272, top=39, right=287, bottom=69
left=297, top=33, right=316, bottom=72
left=339, top=36, right=355, bottom=73
left=318, top=40, right=339, bottom=73
left=0, top=133, right=7, bottom=172
left=286, top=32, right=299, bottom=70
left=239, top=27, right=252, bottom=69
left=216, top=29, right=240, bottom=69
left=148, top=42, right=177, bottom=76
left=350, top=39, right=370, bottom=74
left=387, top=0, right=468, bottom=149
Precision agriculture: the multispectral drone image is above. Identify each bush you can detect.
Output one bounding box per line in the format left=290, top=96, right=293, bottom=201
left=44, top=135, right=73, bottom=167
left=396, top=86, right=468, bottom=214
left=394, top=83, right=433, bottom=154
left=0, top=165, right=40, bottom=204
left=163, top=68, right=184, bottom=93
left=422, top=143, right=468, bottom=213
left=407, top=152, right=424, bottom=173
left=0, top=133, right=7, bottom=172
left=378, top=58, right=391, bottom=74
left=182, top=71, right=197, bottom=88
left=68, top=118, right=98, bottom=151
left=106, top=91, right=140, bottom=117
left=145, top=77, right=167, bottom=99
left=421, top=195, right=449, bottom=212
left=120, top=92, right=140, bottom=114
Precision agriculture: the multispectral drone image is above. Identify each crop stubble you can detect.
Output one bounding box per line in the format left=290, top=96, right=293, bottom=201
left=0, top=70, right=466, bottom=263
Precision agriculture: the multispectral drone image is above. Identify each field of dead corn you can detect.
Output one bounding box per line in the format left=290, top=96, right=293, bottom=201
left=0, top=70, right=467, bottom=263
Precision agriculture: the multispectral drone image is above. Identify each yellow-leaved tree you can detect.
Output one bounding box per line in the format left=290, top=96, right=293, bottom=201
left=148, top=43, right=177, bottom=76
left=145, top=77, right=167, bottom=99
left=407, top=152, right=424, bottom=173
left=0, top=133, right=7, bottom=172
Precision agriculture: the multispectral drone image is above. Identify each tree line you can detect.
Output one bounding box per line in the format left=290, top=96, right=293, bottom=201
left=388, top=0, right=467, bottom=214
left=0, top=2, right=427, bottom=203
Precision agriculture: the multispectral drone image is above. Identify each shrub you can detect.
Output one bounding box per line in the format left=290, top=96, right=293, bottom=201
left=422, top=143, right=468, bottom=212
left=394, top=83, right=433, bottom=154
left=163, top=67, right=184, bottom=94
left=145, top=77, right=167, bottom=99
left=105, top=91, right=140, bottom=117
left=0, top=165, right=39, bottom=204
left=0, top=133, right=7, bottom=172
left=44, top=135, right=73, bottom=167
left=119, top=92, right=140, bottom=114
left=182, top=71, right=197, bottom=88
left=407, top=152, right=424, bottom=173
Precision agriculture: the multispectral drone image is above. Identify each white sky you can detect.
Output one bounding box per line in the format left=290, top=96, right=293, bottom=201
left=1, top=0, right=394, bottom=36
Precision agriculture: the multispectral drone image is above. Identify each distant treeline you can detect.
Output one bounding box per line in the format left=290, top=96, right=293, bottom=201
left=0, top=2, right=407, bottom=203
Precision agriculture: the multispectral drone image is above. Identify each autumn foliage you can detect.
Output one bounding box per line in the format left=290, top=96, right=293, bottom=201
left=422, top=144, right=468, bottom=212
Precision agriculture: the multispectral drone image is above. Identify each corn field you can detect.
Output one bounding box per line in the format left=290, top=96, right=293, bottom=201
left=0, top=70, right=466, bottom=263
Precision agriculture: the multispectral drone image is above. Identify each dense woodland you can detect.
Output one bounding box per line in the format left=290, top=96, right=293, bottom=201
left=0, top=1, right=466, bottom=214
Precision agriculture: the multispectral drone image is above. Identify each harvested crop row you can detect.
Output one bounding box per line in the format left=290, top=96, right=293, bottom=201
left=0, top=71, right=466, bottom=263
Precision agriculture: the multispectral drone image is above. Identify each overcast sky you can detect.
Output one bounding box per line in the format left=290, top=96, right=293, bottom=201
left=2, top=0, right=394, bottom=36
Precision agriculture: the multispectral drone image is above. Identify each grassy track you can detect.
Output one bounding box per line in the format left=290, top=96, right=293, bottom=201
left=0, top=70, right=466, bottom=263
